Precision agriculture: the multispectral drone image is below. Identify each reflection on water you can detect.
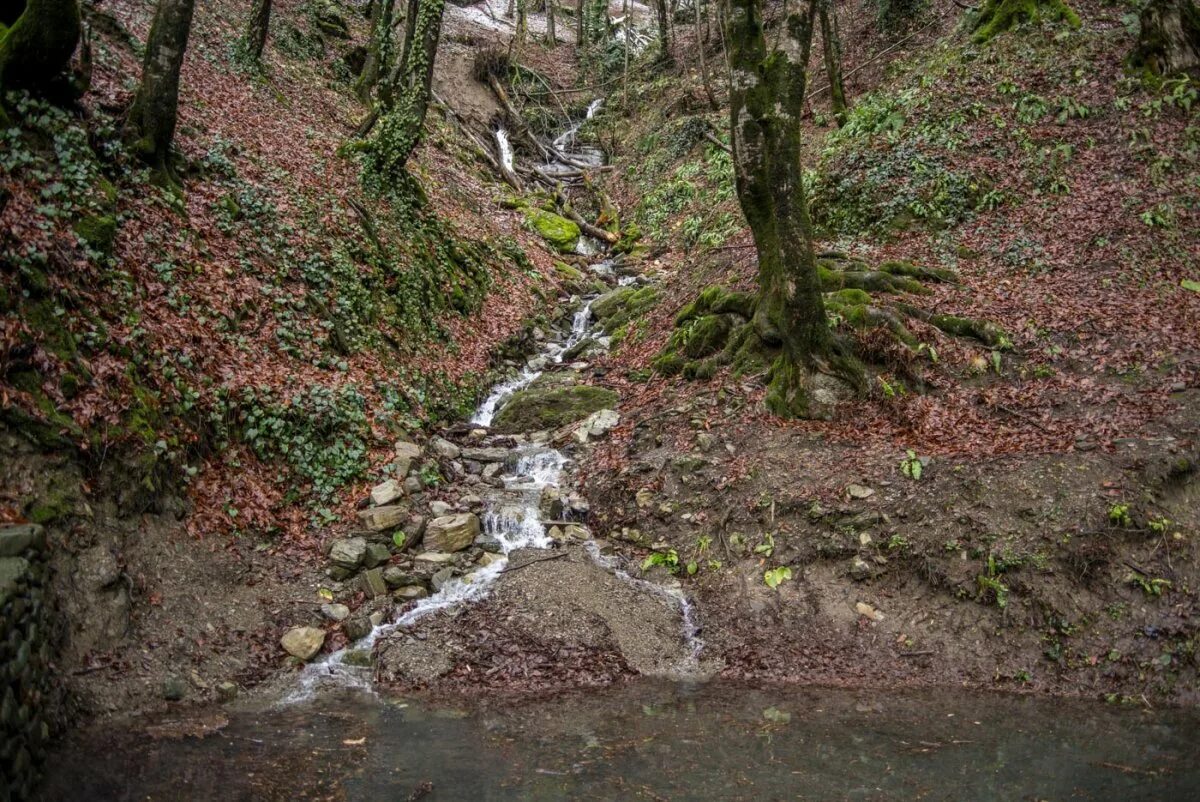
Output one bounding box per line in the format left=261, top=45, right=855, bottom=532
left=39, top=680, right=1200, bottom=801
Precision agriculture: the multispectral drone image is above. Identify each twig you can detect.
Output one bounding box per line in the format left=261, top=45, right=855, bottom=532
left=899, top=649, right=936, bottom=657
left=501, top=552, right=568, bottom=573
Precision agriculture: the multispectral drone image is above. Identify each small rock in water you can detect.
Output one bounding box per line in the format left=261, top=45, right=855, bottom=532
left=430, top=436, right=461, bottom=459
left=370, top=479, right=404, bottom=507
left=431, top=567, right=455, bottom=592
left=343, top=617, right=372, bottom=642
left=855, top=601, right=884, bottom=621
left=281, top=626, right=326, bottom=660
left=369, top=611, right=386, bottom=628
left=394, top=585, right=429, bottom=601
left=320, top=603, right=351, bottom=621
left=477, top=551, right=505, bottom=567
left=846, top=484, right=875, bottom=500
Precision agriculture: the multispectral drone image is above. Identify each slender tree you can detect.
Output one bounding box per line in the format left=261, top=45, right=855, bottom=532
left=366, top=0, right=445, bottom=179
left=694, top=0, right=718, bottom=110
left=1129, top=0, right=1200, bottom=76
left=127, top=0, right=196, bottom=187
left=817, top=0, right=847, bottom=125
left=653, top=0, right=671, bottom=64
left=721, top=0, right=858, bottom=416
left=0, top=0, right=81, bottom=99
left=243, top=0, right=271, bottom=61
left=576, top=0, right=584, bottom=45
left=545, top=0, right=556, bottom=47
left=357, top=0, right=396, bottom=101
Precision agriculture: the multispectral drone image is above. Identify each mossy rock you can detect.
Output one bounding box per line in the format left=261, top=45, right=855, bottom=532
left=73, top=215, right=117, bottom=254
left=492, top=384, right=618, bottom=433
left=525, top=209, right=580, bottom=253
left=591, top=286, right=660, bottom=330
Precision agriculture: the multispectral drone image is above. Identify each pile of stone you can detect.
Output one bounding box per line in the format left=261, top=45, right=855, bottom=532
left=1, top=524, right=54, bottom=801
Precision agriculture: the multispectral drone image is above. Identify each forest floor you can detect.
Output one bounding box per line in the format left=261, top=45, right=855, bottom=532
left=2, top=0, right=1198, bottom=723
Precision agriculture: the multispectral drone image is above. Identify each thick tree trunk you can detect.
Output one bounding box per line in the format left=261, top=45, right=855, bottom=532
left=0, top=0, right=81, bottom=99
left=357, top=0, right=396, bottom=101
left=723, top=0, right=833, bottom=417
left=1130, top=0, right=1200, bottom=76
left=366, top=0, right=444, bottom=179
left=243, top=0, right=271, bottom=61
left=127, top=0, right=195, bottom=187
left=817, top=0, right=847, bottom=125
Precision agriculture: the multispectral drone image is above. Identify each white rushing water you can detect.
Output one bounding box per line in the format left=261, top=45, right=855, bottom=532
left=554, top=99, right=604, bottom=151
left=495, top=128, right=515, bottom=173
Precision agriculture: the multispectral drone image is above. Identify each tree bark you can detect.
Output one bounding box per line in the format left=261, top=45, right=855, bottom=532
left=576, top=0, right=584, bottom=45
left=0, top=0, right=81, bottom=100
left=654, top=0, right=672, bottom=64
left=817, top=0, right=847, bottom=125
left=357, top=0, right=396, bottom=101
left=243, top=0, right=271, bottom=61
left=546, top=0, right=556, bottom=46
left=127, top=0, right=195, bottom=187
left=723, top=0, right=833, bottom=417
left=366, top=0, right=445, bottom=179
left=694, top=0, right=718, bottom=109
left=1130, top=0, right=1200, bottom=76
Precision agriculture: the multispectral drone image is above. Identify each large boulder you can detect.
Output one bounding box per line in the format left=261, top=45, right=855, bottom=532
left=524, top=208, right=580, bottom=253
left=493, top=384, right=619, bottom=434
left=423, top=513, right=480, bottom=553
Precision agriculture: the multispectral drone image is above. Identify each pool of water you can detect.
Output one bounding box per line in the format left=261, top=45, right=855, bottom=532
left=38, top=680, right=1200, bottom=800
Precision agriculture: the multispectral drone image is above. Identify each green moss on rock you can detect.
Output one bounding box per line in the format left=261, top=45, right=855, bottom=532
left=73, top=214, right=117, bottom=254
left=492, top=384, right=618, bottom=433
left=525, top=208, right=580, bottom=253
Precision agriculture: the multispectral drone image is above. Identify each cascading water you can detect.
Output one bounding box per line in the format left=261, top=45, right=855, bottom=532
left=495, top=128, right=515, bottom=173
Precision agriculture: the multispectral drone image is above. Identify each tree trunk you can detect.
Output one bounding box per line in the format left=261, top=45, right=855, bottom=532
left=723, top=0, right=833, bottom=417
left=127, top=0, right=195, bottom=187
left=516, top=0, right=527, bottom=52
left=818, top=0, right=847, bottom=125
left=357, top=0, right=396, bottom=101
left=546, top=0, right=556, bottom=46
left=654, top=0, right=672, bottom=64
left=1130, top=0, right=1200, bottom=76
left=243, top=0, right=271, bottom=61
left=694, top=0, right=718, bottom=109
left=366, top=0, right=444, bottom=179
left=0, top=0, right=81, bottom=100
left=576, top=0, right=584, bottom=45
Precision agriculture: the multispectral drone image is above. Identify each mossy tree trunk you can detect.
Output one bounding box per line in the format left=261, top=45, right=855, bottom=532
left=1130, top=0, right=1200, bottom=76
left=818, top=0, right=848, bottom=126
left=971, top=0, right=1080, bottom=43
left=0, top=0, right=81, bottom=100
left=243, top=0, right=271, bottom=61
left=653, top=0, right=672, bottom=64
left=357, top=0, right=396, bottom=102
left=127, top=0, right=195, bottom=188
left=723, top=0, right=848, bottom=417
left=366, top=0, right=444, bottom=180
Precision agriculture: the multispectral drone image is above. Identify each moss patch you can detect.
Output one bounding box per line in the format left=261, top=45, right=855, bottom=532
left=492, top=384, right=619, bottom=433
left=525, top=208, right=580, bottom=253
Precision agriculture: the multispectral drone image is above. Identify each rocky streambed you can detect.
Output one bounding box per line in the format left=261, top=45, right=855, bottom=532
left=278, top=259, right=706, bottom=696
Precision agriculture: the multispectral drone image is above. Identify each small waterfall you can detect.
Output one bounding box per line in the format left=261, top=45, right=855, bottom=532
left=495, top=128, right=514, bottom=173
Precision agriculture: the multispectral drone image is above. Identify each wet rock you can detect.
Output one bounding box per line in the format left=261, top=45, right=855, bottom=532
left=358, top=505, right=408, bottom=532
left=431, top=567, right=455, bottom=592
left=343, top=616, right=372, bottom=641
left=370, top=479, right=404, bottom=507
left=329, top=537, right=367, bottom=569
left=459, top=493, right=484, bottom=511
left=430, top=436, right=461, bottom=459
left=320, top=603, right=351, bottom=622
left=475, top=534, right=503, bottom=554
left=394, top=585, right=429, bottom=601
left=363, top=542, right=391, bottom=569
left=477, top=551, right=505, bottom=567
left=360, top=567, right=388, bottom=598
left=281, top=626, right=326, bottom=660
left=424, top=513, right=480, bottom=553
left=342, top=649, right=373, bottom=668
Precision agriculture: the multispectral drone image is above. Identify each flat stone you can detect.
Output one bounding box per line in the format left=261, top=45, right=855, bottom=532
left=0, top=524, right=44, bottom=558
left=329, top=537, right=367, bottom=569
left=846, top=484, right=875, bottom=500
left=477, top=551, right=505, bottom=567
left=281, top=626, right=326, bottom=660
left=382, top=566, right=416, bottom=587
left=414, top=551, right=456, bottom=564
left=0, top=557, right=30, bottom=601
left=430, top=436, right=461, bottom=459
left=424, top=513, right=480, bottom=553
left=403, top=477, right=423, bottom=495
left=393, top=585, right=429, bottom=601
left=394, top=441, right=422, bottom=474
left=431, top=567, right=455, bottom=592
left=357, top=505, right=408, bottom=532
left=360, top=567, right=388, bottom=597
left=572, top=408, right=619, bottom=443
left=460, top=447, right=509, bottom=463
left=320, top=603, right=350, bottom=621
left=429, top=500, right=452, bottom=517
left=370, top=479, right=404, bottom=507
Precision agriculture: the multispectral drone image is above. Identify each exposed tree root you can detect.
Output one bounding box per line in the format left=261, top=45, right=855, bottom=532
left=653, top=259, right=1009, bottom=417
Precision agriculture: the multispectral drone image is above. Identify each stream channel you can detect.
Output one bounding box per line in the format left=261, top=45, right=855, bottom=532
left=35, top=98, right=1200, bottom=801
